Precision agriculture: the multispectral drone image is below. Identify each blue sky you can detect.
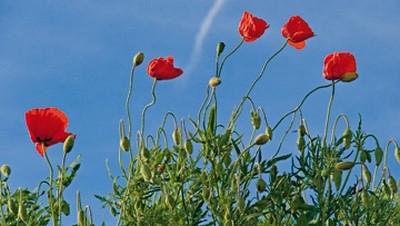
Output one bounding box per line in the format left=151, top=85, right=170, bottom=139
left=1, top=1, right=399, bottom=224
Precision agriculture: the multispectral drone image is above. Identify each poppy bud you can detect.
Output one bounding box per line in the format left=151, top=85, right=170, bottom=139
left=251, top=111, right=261, bottom=130
left=256, top=178, right=267, bottom=192
left=184, top=139, right=193, bottom=155
left=61, top=200, right=70, bottom=216
left=395, top=147, right=400, bottom=164
left=141, top=147, right=150, bottom=161
left=298, top=125, right=306, bottom=137
left=265, top=126, right=273, bottom=140
left=63, top=135, right=75, bottom=154
left=374, top=147, right=383, bottom=166
left=297, top=136, right=305, bottom=153
left=133, top=51, right=144, bottom=67
left=361, top=189, right=369, bottom=206
left=341, top=72, right=358, bottom=82
left=331, top=169, right=342, bottom=190
left=172, top=128, right=181, bottom=145
left=360, top=151, right=368, bottom=163
left=388, top=175, right=398, bottom=194
left=109, top=206, right=117, bottom=217
left=216, top=42, right=225, bottom=55
left=1, top=164, right=11, bottom=177
left=254, top=134, right=269, bottom=145
left=208, top=77, right=221, bottom=88
left=140, top=164, right=152, bottom=181
left=334, top=161, right=355, bottom=171
left=120, top=136, right=130, bottom=152
left=343, top=128, right=352, bottom=149
left=362, top=166, right=371, bottom=184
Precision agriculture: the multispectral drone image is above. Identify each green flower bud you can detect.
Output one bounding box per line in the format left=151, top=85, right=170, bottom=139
left=63, top=135, right=75, bottom=154
left=172, top=128, right=181, bottom=145
left=395, top=147, right=400, bottom=164
left=141, top=147, right=150, bottom=161
left=361, top=189, right=369, bottom=206
left=216, top=42, right=225, bottom=55
left=251, top=111, right=261, bottom=130
left=61, top=200, right=70, bottom=216
left=265, top=126, right=273, bottom=140
left=208, top=77, right=221, bottom=88
left=360, top=151, right=367, bottom=163
left=1, top=164, right=11, bottom=177
left=184, top=139, right=193, bottom=155
left=335, top=161, right=355, bottom=171
left=362, top=166, right=371, bottom=184
left=375, top=147, right=383, bottom=166
left=133, top=51, right=144, bottom=67
left=331, top=169, right=342, bottom=190
left=343, top=129, right=352, bottom=149
left=120, top=136, right=130, bottom=152
left=388, top=175, right=398, bottom=194
left=297, top=136, right=305, bottom=153
left=140, top=164, right=152, bottom=181
left=236, top=196, right=245, bottom=213
left=256, top=178, right=267, bottom=192
left=341, top=72, right=358, bottom=82
left=110, top=206, right=117, bottom=217
left=298, top=125, right=306, bottom=137
left=254, top=134, right=269, bottom=145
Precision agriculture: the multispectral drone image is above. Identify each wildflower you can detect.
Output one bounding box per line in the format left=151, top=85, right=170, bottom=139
left=238, top=11, right=269, bottom=42
left=281, top=15, right=315, bottom=50
left=323, top=52, right=357, bottom=81
left=25, top=107, right=75, bottom=157
left=147, top=56, right=183, bottom=80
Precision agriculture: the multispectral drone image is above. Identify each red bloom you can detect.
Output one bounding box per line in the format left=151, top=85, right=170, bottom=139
left=281, top=16, right=315, bottom=50
left=25, top=107, right=75, bottom=157
left=323, top=52, right=357, bottom=81
left=147, top=56, right=183, bottom=80
left=238, top=11, right=269, bottom=42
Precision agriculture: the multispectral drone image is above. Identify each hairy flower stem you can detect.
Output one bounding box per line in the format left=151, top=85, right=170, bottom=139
left=322, top=80, right=336, bottom=148
left=125, top=66, right=137, bottom=160
left=57, top=152, right=68, bottom=226
left=229, top=40, right=288, bottom=129
left=217, top=39, right=244, bottom=78
left=141, top=78, right=158, bottom=136
left=44, top=151, right=58, bottom=226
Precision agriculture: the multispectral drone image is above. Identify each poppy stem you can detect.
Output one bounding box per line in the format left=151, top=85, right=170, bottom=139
left=44, top=151, right=58, bottom=226
left=217, top=39, right=244, bottom=78
left=141, top=78, right=158, bottom=136
left=322, top=80, right=336, bottom=148
left=125, top=66, right=137, bottom=158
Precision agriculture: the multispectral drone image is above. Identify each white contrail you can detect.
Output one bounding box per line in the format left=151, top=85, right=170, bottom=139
left=185, top=0, right=227, bottom=76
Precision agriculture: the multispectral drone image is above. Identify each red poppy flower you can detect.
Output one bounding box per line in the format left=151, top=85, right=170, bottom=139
left=281, top=16, right=315, bottom=50
left=25, top=107, right=75, bottom=157
left=238, top=11, right=269, bottom=42
left=323, top=52, right=357, bottom=81
left=147, top=56, right=183, bottom=80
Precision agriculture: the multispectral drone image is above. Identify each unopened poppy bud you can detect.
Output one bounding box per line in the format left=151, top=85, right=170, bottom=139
left=374, top=147, right=383, bottom=166
left=256, top=178, right=267, bottom=192
left=172, top=128, right=181, bottom=145
left=335, top=161, right=355, bottom=171
left=297, top=136, right=305, bottom=153
left=236, top=196, right=245, bottom=213
left=120, top=136, right=130, bottom=152
left=265, top=126, right=273, bottom=140
left=343, top=129, right=352, bottom=149
left=395, top=147, right=400, bottom=164
left=133, top=51, right=144, bottom=67
left=1, top=164, right=11, bottom=177
left=360, top=151, right=367, bottom=163
left=254, top=134, right=269, bottom=145
left=251, top=111, right=261, bottom=130
left=63, top=135, right=75, bottom=154
left=61, top=200, right=70, bottom=216
left=216, top=42, right=225, bottom=55
left=298, top=125, right=306, bottom=137
left=388, top=175, right=398, bottom=194
left=208, top=77, right=221, bottom=88
left=184, top=139, right=193, bottom=155
left=141, top=147, right=150, bottom=161
left=341, top=72, right=358, bottom=82
left=331, top=170, right=342, bottom=190
left=361, top=189, right=369, bottom=205
left=140, top=164, right=152, bottom=181
left=362, top=166, right=371, bottom=184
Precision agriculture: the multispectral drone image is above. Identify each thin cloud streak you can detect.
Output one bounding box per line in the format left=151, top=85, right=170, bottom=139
left=185, top=0, right=226, bottom=75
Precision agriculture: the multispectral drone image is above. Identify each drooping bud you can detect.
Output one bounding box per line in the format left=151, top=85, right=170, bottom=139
left=335, top=161, right=355, bottom=171
left=341, top=72, right=358, bottom=82
left=374, top=147, right=383, bottom=166
left=343, top=128, right=352, bottom=149
left=63, top=135, right=75, bottom=154
left=140, top=164, right=152, bottom=181
left=120, top=136, right=130, bottom=152
left=265, top=126, right=273, bottom=140
left=331, top=169, right=342, bottom=190
left=256, top=178, right=267, bottom=192
left=361, top=189, right=369, bottom=206
left=254, top=134, right=269, bottom=145
left=1, top=164, right=11, bottom=177
left=297, top=136, right=305, bottom=153
left=172, top=128, right=181, bottom=145
left=395, top=147, right=400, bottom=164
left=133, top=51, right=144, bottom=67
left=208, top=77, right=221, bottom=88
left=298, top=125, right=306, bottom=137
left=61, top=200, right=70, bottom=216
left=388, top=175, right=398, bottom=195
left=216, top=42, right=225, bottom=55
left=250, top=110, right=261, bottom=130
left=141, top=147, right=150, bottom=161
left=362, top=165, right=372, bottom=184
left=184, top=139, right=193, bottom=155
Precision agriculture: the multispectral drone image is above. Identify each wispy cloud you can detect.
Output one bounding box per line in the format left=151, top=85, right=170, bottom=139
left=184, top=0, right=226, bottom=75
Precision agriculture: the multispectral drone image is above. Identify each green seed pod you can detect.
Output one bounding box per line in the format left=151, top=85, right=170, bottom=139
left=265, top=126, right=273, bottom=140
left=251, top=111, right=261, bottom=130
left=208, top=77, right=221, bottom=88
left=254, top=134, right=269, bottom=145
left=184, top=139, right=193, bottom=155
left=172, top=128, right=181, bottom=145
left=133, top=51, right=144, bottom=67
left=297, top=136, right=305, bottom=153
left=7, top=198, right=17, bottom=215
left=375, top=147, right=383, bottom=166
left=395, top=147, right=400, bottom=164
left=236, top=196, right=245, bottom=213
left=165, top=194, right=175, bottom=209
left=362, top=166, right=372, bottom=184
left=63, top=135, right=75, bottom=154
left=140, top=164, right=152, bottom=181
left=119, top=136, right=130, bottom=152
left=388, top=175, right=398, bottom=194
left=335, top=161, right=355, bottom=171
left=298, top=125, right=306, bottom=137
left=256, top=178, right=267, bottom=192
left=1, top=164, right=11, bottom=177
left=216, top=42, right=225, bottom=55
left=61, top=200, right=70, bottom=216
left=331, top=169, right=342, bottom=190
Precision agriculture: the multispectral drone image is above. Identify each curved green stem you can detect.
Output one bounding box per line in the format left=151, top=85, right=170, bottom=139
left=217, top=39, right=244, bottom=78
left=330, top=114, right=350, bottom=145
left=322, top=81, right=336, bottom=147
left=125, top=66, right=137, bottom=158
left=44, top=151, right=57, bottom=226
left=141, top=79, right=158, bottom=135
